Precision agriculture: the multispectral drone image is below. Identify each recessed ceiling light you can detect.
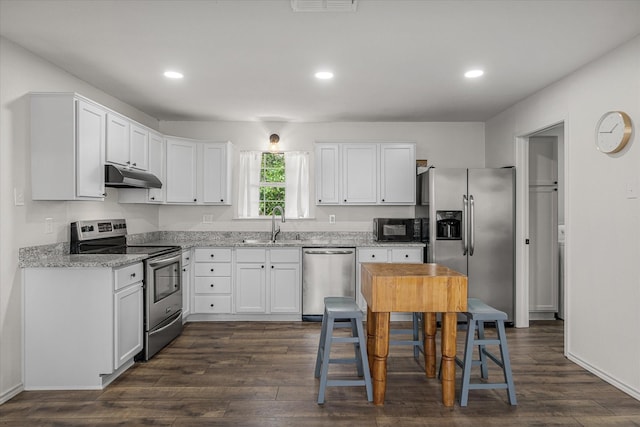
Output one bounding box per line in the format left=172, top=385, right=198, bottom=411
left=164, top=71, right=184, bottom=79
left=464, top=69, right=484, bottom=78
left=315, top=71, right=334, bottom=80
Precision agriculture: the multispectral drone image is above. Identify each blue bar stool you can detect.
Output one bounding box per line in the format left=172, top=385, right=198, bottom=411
left=457, top=298, right=517, bottom=406
left=314, top=297, right=373, bottom=404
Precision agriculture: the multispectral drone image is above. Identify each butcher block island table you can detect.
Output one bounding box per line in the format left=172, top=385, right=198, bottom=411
left=360, top=263, right=468, bottom=406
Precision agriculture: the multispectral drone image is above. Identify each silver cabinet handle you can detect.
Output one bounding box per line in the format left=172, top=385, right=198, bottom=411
left=469, top=195, right=475, bottom=256
left=463, top=194, right=468, bottom=255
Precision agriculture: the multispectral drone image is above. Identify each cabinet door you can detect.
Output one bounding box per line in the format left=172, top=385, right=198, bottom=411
left=114, top=283, right=143, bottom=369
left=182, top=260, right=191, bottom=319
left=201, top=143, right=228, bottom=204
left=166, top=138, right=198, bottom=203
left=315, top=144, right=340, bottom=204
left=235, top=263, right=266, bottom=313
left=390, top=247, right=423, bottom=263
left=129, top=123, right=149, bottom=171
left=342, top=144, right=377, bottom=204
left=106, top=113, right=130, bottom=166
left=76, top=100, right=106, bottom=199
left=379, top=143, right=416, bottom=204
left=270, top=263, right=300, bottom=313
left=147, top=132, right=165, bottom=202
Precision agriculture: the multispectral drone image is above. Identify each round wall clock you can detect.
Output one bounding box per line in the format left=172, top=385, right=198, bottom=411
left=595, top=111, right=633, bottom=154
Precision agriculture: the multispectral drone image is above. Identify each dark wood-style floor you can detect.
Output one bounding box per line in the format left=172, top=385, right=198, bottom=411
left=2, top=320, right=639, bottom=426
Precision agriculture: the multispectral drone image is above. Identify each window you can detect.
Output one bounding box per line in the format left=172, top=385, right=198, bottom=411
left=237, top=151, right=310, bottom=219
left=259, top=153, right=285, bottom=216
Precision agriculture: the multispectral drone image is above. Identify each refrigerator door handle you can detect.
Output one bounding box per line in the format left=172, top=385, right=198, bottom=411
left=463, top=194, right=468, bottom=255
left=469, top=195, right=475, bottom=256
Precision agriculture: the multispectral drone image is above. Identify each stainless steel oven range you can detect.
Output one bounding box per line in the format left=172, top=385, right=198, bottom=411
left=70, top=219, right=182, bottom=361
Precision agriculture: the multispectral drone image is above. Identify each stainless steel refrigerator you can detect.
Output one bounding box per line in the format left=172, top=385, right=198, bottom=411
left=416, top=167, right=515, bottom=321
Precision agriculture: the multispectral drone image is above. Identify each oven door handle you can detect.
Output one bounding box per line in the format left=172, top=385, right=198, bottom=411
left=147, top=252, right=181, bottom=268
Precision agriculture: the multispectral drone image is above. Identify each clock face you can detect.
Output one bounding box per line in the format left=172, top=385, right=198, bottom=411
left=596, top=111, right=632, bottom=154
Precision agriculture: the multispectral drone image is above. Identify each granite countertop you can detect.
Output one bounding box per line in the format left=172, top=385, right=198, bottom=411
left=19, top=253, right=149, bottom=268
left=20, top=232, right=425, bottom=268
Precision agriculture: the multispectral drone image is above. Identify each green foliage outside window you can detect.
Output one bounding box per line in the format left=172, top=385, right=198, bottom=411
left=259, top=153, right=285, bottom=216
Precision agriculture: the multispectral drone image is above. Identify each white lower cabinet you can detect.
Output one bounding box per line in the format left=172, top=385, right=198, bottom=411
left=24, top=262, right=144, bottom=389
left=235, top=248, right=301, bottom=315
left=114, top=281, right=144, bottom=369
left=356, top=246, right=423, bottom=310
left=192, top=248, right=233, bottom=314
left=181, top=249, right=192, bottom=319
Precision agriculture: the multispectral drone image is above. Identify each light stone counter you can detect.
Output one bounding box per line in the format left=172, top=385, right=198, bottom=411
left=20, top=231, right=425, bottom=268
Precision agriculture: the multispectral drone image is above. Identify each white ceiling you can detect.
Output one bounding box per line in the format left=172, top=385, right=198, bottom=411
left=1, top=0, right=640, bottom=123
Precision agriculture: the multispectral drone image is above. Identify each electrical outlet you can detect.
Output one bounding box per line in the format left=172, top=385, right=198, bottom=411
left=202, top=214, right=214, bottom=223
left=45, top=218, right=54, bottom=234
left=329, top=214, right=336, bottom=224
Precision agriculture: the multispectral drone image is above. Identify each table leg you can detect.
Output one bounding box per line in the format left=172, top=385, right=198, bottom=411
left=441, top=312, right=457, bottom=407
left=371, top=311, right=390, bottom=405
left=366, top=307, right=374, bottom=374
left=423, top=312, right=437, bottom=378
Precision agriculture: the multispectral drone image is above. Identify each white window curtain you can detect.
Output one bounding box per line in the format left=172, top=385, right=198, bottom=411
left=236, top=151, right=261, bottom=218
left=284, top=151, right=310, bottom=219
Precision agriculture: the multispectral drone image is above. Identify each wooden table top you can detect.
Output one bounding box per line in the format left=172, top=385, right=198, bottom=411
left=360, top=263, right=468, bottom=313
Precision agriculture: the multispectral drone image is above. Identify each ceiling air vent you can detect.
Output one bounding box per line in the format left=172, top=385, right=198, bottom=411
left=291, top=0, right=358, bottom=13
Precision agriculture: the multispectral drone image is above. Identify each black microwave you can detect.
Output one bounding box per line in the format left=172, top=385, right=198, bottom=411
left=373, top=218, right=421, bottom=242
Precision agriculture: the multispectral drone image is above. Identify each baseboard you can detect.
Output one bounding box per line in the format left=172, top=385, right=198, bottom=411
left=567, top=352, right=640, bottom=401
left=0, top=383, right=24, bottom=405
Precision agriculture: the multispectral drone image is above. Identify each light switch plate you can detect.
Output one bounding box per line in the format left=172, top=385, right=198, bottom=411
left=626, top=180, right=638, bottom=199
left=45, top=218, right=54, bottom=234
left=14, top=188, right=24, bottom=206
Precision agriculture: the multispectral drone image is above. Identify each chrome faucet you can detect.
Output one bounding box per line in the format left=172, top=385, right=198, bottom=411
left=271, top=206, right=285, bottom=241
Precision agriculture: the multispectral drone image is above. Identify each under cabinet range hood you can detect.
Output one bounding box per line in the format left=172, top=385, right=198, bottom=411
left=104, top=164, right=162, bottom=189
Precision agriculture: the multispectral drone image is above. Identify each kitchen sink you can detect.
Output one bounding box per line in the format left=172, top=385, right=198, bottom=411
left=241, top=239, right=275, bottom=244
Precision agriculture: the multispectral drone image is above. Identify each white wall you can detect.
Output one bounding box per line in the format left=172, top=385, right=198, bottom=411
left=486, top=36, right=640, bottom=399
left=0, top=37, right=161, bottom=402
left=158, top=121, right=485, bottom=232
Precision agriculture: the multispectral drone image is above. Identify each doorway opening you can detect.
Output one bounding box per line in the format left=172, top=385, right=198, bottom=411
left=514, top=121, right=567, bottom=334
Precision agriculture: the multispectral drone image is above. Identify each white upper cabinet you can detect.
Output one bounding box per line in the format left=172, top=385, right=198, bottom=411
left=379, top=143, right=416, bottom=204
left=165, top=139, right=232, bottom=205
left=106, top=113, right=148, bottom=171
left=166, top=138, right=198, bottom=203
left=31, top=93, right=106, bottom=200
left=117, top=131, right=165, bottom=204
left=201, top=142, right=232, bottom=205
left=146, top=132, right=165, bottom=202
left=129, top=123, right=149, bottom=171
left=315, top=144, right=340, bottom=204
left=315, top=142, right=415, bottom=205
left=106, top=113, right=130, bottom=166
left=342, top=143, right=377, bottom=204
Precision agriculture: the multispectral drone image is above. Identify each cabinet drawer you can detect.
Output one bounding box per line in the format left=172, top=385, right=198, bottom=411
left=236, top=248, right=266, bottom=263
left=390, top=248, right=423, bottom=263
left=194, top=295, right=232, bottom=313
left=114, top=262, right=143, bottom=290
left=194, top=277, right=232, bottom=294
left=181, top=250, right=192, bottom=266
left=358, top=248, right=388, bottom=262
left=270, top=248, right=300, bottom=263
left=194, top=248, right=232, bottom=262
left=194, top=263, right=232, bottom=277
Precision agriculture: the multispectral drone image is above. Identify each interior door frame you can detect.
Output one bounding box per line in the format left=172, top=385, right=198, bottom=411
left=514, top=118, right=568, bottom=346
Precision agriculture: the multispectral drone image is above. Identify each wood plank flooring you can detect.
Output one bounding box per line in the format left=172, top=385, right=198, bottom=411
left=2, top=320, right=639, bottom=426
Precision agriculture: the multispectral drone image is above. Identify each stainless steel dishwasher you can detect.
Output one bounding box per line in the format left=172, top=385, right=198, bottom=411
left=302, top=248, right=356, bottom=321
